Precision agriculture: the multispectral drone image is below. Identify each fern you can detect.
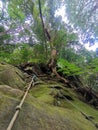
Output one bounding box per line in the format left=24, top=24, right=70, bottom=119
left=57, top=58, right=83, bottom=76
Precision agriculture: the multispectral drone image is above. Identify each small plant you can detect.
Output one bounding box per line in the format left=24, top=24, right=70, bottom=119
left=57, top=58, right=82, bottom=77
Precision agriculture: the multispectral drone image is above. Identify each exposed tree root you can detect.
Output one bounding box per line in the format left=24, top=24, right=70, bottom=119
left=48, top=58, right=68, bottom=84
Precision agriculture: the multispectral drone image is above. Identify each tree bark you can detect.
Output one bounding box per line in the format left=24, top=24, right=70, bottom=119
left=38, top=0, right=68, bottom=84
left=38, top=0, right=48, bottom=58
left=48, top=48, right=68, bottom=83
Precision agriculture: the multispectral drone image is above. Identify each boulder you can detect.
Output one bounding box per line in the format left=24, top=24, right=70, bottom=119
left=0, top=63, right=25, bottom=90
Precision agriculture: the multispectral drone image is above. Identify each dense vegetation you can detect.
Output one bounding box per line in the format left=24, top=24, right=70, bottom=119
left=0, top=0, right=98, bottom=91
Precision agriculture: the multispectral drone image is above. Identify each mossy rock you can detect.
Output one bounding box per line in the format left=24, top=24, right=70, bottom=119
left=0, top=85, right=98, bottom=130
left=0, top=85, right=23, bottom=98
left=0, top=63, right=25, bottom=89
left=0, top=67, right=98, bottom=130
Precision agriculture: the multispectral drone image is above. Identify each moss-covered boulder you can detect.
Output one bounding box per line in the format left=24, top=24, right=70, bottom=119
left=0, top=63, right=25, bottom=89
left=0, top=63, right=98, bottom=130
left=0, top=80, right=98, bottom=130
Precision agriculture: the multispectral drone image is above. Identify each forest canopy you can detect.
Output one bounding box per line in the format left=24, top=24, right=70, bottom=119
left=0, top=0, right=98, bottom=90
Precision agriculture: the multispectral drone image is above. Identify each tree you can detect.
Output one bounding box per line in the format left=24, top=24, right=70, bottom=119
left=41, top=1, right=81, bottom=83
left=0, top=25, right=10, bottom=47
left=1, top=0, right=98, bottom=88
left=64, top=0, right=98, bottom=45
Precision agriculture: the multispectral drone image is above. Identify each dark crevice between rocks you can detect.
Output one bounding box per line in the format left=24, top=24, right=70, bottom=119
left=54, top=92, right=74, bottom=101
left=49, top=86, right=63, bottom=90
left=75, top=87, right=98, bottom=109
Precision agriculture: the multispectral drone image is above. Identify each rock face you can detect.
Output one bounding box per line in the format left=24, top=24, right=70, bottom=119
left=0, top=63, right=25, bottom=89
left=0, top=63, right=98, bottom=130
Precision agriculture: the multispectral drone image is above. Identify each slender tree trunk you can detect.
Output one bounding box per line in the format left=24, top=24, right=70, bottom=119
left=38, top=0, right=48, bottom=59
left=38, top=0, right=68, bottom=84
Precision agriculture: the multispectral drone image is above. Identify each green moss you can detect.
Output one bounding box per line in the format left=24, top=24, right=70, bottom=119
left=0, top=66, right=98, bottom=130
left=29, top=79, right=98, bottom=130
left=30, top=84, right=54, bottom=104
left=74, top=98, right=98, bottom=121
left=0, top=63, right=25, bottom=89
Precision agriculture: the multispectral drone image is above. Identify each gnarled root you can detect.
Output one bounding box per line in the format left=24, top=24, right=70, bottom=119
left=48, top=58, right=68, bottom=84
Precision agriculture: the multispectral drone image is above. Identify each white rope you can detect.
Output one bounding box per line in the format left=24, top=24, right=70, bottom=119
left=6, top=78, right=35, bottom=130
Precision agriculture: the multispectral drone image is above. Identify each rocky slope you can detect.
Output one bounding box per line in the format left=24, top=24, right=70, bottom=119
left=0, top=63, right=98, bottom=130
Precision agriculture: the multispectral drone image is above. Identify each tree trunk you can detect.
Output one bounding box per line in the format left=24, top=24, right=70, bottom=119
left=38, top=0, right=68, bottom=84
left=48, top=48, right=68, bottom=84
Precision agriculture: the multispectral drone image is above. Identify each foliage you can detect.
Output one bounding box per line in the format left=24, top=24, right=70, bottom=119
left=0, top=26, right=10, bottom=44
left=80, top=57, right=98, bottom=90
left=0, top=44, right=46, bottom=65
left=57, top=58, right=82, bottom=76
left=0, top=0, right=98, bottom=92
left=65, top=0, right=98, bottom=44
left=32, top=44, right=47, bottom=62
left=9, top=44, right=33, bottom=64
left=88, top=58, right=98, bottom=73
left=8, top=0, right=34, bottom=21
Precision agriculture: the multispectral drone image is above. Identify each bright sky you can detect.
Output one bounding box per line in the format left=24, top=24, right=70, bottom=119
left=55, top=6, right=68, bottom=23
left=84, top=43, right=98, bottom=51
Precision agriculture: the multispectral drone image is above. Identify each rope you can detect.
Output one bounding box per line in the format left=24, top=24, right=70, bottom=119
left=59, top=91, right=98, bottom=128
left=6, top=77, right=35, bottom=130
left=6, top=77, right=98, bottom=129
